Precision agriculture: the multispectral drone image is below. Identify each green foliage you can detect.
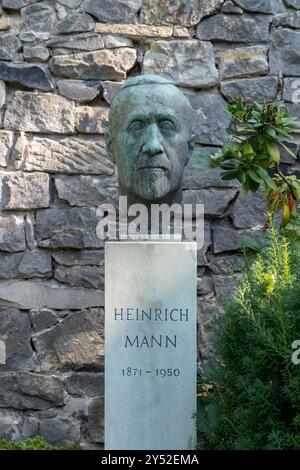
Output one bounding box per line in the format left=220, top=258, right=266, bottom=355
left=195, top=98, right=300, bottom=230
left=198, top=227, right=300, bottom=450
left=0, top=436, right=80, bottom=450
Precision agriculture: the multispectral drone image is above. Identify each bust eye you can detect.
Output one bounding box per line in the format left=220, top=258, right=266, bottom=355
left=159, top=120, right=176, bottom=134
left=128, top=121, right=144, bottom=136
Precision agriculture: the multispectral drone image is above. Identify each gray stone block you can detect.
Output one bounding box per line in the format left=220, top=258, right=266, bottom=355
left=0, top=308, right=34, bottom=370
left=32, top=308, right=104, bottom=370
left=13, top=134, right=114, bottom=175
left=182, top=188, right=238, bottom=217
left=208, top=253, right=244, bottom=274
left=19, top=3, right=55, bottom=42
left=75, top=106, right=108, bottom=134
left=230, top=191, right=268, bottom=229
left=212, top=219, right=263, bottom=253
left=55, top=174, right=117, bottom=207
left=0, top=171, right=50, bottom=209
left=23, top=46, right=50, bottom=62
left=185, top=90, right=230, bottom=146
left=4, top=92, right=74, bottom=134
left=0, top=281, right=104, bottom=309
left=221, top=1, right=243, bottom=13
left=197, top=13, right=271, bottom=43
left=55, top=13, right=95, bottom=35
left=66, top=372, right=104, bottom=397
left=140, top=0, right=224, bottom=26
left=52, top=250, right=104, bottom=267
left=39, top=417, right=81, bottom=445
left=35, top=207, right=104, bottom=249
left=0, top=32, right=21, bottom=60
left=0, top=215, right=25, bottom=252
left=50, top=48, right=137, bottom=81
left=54, top=265, right=104, bottom=289
left=0, top=410, right=23, bottom=441
left=197, top=275, right=214, bottom=295
left=57, top=80, right=102, bottom=102
left=0, top=81, right=6, bottom=109
left=0, top=130, right=13, bottom=168
left=283, top=0, right=300, bottom=8
left=29, top=309, right=59, bottom=332
left=48, top=33, right=104, bottom=52
left=0, top=372, right=65, bottom=409
left=270, top=29, right=300, bottom=76
left=103, top=35, right=133, bottom=49
left=143, top=40, right=219, bottom=89
left=283, top=78, right=300, bottom=103
left=88, top=396, right=104, bottom=443
left=2, top=0, right=40, bottom=10
left=216, top=45, right=268, bottom=80
left=212, top=273, right=243, bottom=301
left=82, top=0, right=141, bottom=23
left=102, top=81, right=123, bottom=104
left=0, top=250, right=52, bottom=279
left=234, top=0, right=284, bottom=13
left=221, top=76, right=278, bottom=102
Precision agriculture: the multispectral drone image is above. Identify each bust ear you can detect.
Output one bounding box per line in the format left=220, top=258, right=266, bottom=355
left=105, top=130, right=114, bottom=162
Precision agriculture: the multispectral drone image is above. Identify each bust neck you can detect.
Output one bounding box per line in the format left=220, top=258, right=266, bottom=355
left=118, top=182, right=183, bottom=209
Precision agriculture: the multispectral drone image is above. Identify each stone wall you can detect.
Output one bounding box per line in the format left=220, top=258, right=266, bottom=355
left=0, top=0, right=300, bottom=448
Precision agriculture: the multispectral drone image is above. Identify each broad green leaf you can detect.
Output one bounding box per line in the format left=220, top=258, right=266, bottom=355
left=237, top=169, right=246, bottom=184
left=220, top=162, right=237, bottom=170
left=242, top=142, right=254, bottom=156
left=273, top=127, right=291, bottom=139
left=237, top=129, right=253, bottom=136
left=248, top=168, right=263, bottom=184
left=254, top=154, right=269, bottom=161
left=194, top=152, right=213, bottom=169
left=281, top=203, right=290, bottom=227
left=248, top=176, right=260, bottom=192
left=266, top=128, right=277, bottom=138
left=257, top=134, right=265, bottom=145
left=253, top=166, right=278, bottom=191
left=223, top=141, right=240, bottom=154
left=220, top=170, right=240, bottom=180
left=266, top=141, right=280, bottom=163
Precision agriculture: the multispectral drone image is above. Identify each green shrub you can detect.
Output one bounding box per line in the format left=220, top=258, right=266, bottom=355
left=0, top=436, right=80, bottom=450
left=198, top=227, right=300, bottom=450
left=196, top=99, right=300, bottom=232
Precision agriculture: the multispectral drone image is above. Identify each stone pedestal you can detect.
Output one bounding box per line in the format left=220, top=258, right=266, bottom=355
left=105, top=240, right=197, bottom=450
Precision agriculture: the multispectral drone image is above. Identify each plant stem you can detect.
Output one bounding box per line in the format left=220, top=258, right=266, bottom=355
left=275, top=163, right=296, bottom=200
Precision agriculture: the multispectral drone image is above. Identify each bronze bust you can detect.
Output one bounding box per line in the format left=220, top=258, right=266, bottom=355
left=106, top=75, right=195, bottom=208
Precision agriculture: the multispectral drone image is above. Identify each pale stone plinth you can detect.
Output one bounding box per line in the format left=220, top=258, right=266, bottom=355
left=105, top=240, right=197, bottom=450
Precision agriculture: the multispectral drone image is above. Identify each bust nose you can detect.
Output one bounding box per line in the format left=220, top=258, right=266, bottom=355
left=142, top=123, right=164, bottom=156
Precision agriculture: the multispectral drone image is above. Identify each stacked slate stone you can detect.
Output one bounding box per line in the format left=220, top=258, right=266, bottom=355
left=0, top=0, right=300, bottom=448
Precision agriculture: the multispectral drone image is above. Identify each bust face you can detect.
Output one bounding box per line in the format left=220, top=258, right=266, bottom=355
left=107, top=77, right=195, bottom=204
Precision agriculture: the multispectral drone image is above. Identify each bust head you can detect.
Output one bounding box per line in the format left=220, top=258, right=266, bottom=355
left=106, top=75, right=195, bottom=206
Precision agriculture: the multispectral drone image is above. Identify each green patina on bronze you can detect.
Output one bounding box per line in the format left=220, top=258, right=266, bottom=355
left=106, top=75, right=195, bottom=206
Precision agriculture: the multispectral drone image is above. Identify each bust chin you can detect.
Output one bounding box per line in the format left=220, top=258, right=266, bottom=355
left=131, top=167, right=172, bottom=203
